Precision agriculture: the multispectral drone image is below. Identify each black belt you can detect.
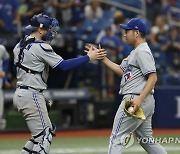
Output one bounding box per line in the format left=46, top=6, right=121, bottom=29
left=122, top=93, right=140, bottom=96
left=19, top=86, right=44, bottom=93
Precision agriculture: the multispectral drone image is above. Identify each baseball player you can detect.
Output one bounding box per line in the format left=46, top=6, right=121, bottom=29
left=0, top=44, right=9, bottom=129
left=13, top=13, right=106, bottom=154
left=100, top=18, right=167, bottom=154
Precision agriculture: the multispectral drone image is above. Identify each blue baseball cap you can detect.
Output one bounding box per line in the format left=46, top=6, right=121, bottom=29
left=120, top=18, right=147, bottom=34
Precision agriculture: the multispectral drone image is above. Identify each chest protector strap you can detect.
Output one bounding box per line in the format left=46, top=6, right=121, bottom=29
left=16, top=37, right=40, bottom=74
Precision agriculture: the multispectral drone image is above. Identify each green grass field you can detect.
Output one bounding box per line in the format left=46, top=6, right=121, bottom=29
left=0, top=135, right=180, bottom=154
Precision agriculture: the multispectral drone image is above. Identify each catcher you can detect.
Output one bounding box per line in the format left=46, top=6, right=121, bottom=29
left=13, top=13, right=106, bottom=154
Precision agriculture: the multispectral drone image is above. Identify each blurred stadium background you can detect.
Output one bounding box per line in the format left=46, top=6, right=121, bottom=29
left=0, top=0, right=180, bottom=153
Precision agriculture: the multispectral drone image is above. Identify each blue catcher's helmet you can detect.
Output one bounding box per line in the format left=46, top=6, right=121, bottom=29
left=26, top=13, right=59, bottom=41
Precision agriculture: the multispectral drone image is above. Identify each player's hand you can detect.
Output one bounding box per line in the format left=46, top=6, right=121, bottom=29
left=4, top=81, right=11, bottom=89
left=130, top=97, right=142, bottom=113
left=0, top=71, right=5, bottom=78
left=85, top=44, right=107, bottom=61
left=97, top=44, right=107, bottom=60
left=84, top=43, right=95, bottom=53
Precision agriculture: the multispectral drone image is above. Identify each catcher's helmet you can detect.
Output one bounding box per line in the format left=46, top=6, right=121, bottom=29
left=26, top=13, right=59, bottom=41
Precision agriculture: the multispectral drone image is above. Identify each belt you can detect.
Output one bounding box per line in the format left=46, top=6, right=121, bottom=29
left=19, top=86, right=44, bottom=93
left=122, top=93, right=153, bottom=97
left=122, top=93, right=140, bottom=96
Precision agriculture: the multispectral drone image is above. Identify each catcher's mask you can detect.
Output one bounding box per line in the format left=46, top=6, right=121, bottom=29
left=25, top=13, right=59, bottom=41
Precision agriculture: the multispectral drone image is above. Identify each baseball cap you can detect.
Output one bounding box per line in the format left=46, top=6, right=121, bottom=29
left=120, top=18, right=147, bottom=34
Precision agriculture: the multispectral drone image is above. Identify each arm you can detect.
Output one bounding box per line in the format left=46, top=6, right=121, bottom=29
left=55, top=46, right=106, bottom=71
left=139, top=73, right=157, bottom=101
left=85, top=44, right=123, bottom=76
left=102, top=57, right=123, bottom=77
left=55, top=55, right=90, bottom=71
left=132, top=72, right=157, bottom=111
left=40, top=42, right=106, bottom=71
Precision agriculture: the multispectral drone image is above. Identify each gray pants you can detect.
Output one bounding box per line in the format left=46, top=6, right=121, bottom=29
left=108, top=94, right=167, bottom=154
left=13, top=88, right=52, bottom=136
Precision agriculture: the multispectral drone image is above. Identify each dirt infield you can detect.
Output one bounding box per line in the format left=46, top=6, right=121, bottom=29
left=0, top=129, right=180, bottom=139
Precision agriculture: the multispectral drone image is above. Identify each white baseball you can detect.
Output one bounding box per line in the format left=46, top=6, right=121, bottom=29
left=128, top=106, right=134, bottom=113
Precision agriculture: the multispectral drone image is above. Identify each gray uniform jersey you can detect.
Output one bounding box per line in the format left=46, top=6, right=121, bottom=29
left=108, top=42, right=167, bottom=154
left=0, top=45, right=9, bottom=88
left=13, top=36, right=63, bottom=90
left=119, top=42, right=156, bottom=95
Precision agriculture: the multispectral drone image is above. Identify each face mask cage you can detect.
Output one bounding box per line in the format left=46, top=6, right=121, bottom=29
left=46, top=18, right=59, bottom=42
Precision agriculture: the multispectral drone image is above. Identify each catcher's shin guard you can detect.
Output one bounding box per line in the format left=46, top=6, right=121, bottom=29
left=21, top=138, right=36, bottom=154
left=32, top=125, right=56, bottom=154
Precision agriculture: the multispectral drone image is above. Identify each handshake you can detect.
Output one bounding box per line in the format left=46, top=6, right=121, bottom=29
left=85, top=44, right=107, bottom=61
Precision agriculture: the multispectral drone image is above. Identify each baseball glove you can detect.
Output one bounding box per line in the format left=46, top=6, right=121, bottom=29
left=124, top=100, right=146, bottom=120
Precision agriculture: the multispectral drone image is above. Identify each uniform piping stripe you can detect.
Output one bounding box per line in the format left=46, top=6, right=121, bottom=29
left=52, top=59, right=63, bottom=69
left=144, top=70, right=156, bottom=76
left=109, top=112, right=125, bottom=154
left=109, top=95, right=134, bottom=154
left=120, top=65, right=125, bottom=72
left=33, top=93, right=46, bottom=128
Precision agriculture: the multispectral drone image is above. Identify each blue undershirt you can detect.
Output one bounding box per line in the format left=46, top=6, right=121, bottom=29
left=55, top=55, right=90, bottom=71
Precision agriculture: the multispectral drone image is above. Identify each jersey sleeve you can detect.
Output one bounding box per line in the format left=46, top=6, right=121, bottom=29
left=120, top=57, right=128, bottom=72
left=38, top=43, right=63, bottom=68
left=137, top=49, right=156, bottom=76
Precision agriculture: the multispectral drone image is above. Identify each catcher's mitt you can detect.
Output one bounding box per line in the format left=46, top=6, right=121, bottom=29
left=124, top=100, right=146, bottom=120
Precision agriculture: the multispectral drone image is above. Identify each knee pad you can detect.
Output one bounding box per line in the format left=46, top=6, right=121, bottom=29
left=32, top=125, right=56, bottom=154
left=21, top=138, right=36, bottom=154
